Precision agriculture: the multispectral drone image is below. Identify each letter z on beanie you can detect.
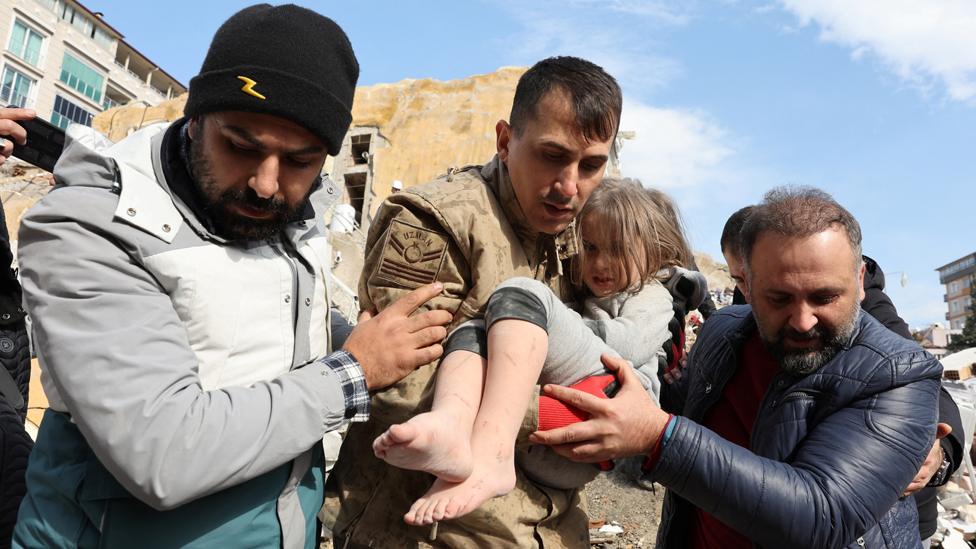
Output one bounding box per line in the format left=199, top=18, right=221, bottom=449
left=184, top=3, right=358, bottom=155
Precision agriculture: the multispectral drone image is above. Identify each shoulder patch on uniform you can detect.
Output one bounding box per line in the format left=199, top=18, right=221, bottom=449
left=375, top=219, right=448, bottom=288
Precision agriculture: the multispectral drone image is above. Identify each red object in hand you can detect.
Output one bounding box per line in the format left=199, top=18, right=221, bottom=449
left=538, top=374, right=617, bottom=471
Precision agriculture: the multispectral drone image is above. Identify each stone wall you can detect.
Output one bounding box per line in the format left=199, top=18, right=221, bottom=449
left=350, top=67, right=525, bottom=212
left=94, top=97, right=188, bottom=143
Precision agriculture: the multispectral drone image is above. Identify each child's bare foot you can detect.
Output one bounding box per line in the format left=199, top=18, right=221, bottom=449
left=403, top=451, right=517, bottom=525
left=372, top=411, right=473, bottom=482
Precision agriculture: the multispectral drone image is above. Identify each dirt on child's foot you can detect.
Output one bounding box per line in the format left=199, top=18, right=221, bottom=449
left=371, top=411, right=473, bottom=482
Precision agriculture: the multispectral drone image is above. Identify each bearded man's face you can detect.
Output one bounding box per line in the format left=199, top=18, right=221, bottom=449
left=188, top=111, right=327, bottom=240
left=747, top=228, right=865, bottom=375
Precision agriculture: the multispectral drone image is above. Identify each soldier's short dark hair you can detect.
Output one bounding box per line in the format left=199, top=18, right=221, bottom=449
left=720, top=205, right=755, bottom=258
left=741, top=185, right=863, bottom=271
left=510, top=56, right=622, bottom=143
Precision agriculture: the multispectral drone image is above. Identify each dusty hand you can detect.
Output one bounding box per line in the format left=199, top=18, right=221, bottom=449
left=0, top=107, right=36, bottom=166
left=343, top=282, right=452, bottom=391
left=529, top=354, right=670, bottom=462
left=903, top=422, right=952, bottom=496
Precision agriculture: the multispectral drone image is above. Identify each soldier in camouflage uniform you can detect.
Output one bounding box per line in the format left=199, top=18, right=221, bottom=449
left=324, top=56, right=622, bottom=548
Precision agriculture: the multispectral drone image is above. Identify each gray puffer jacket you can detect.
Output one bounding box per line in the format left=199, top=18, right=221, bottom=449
left=653, top=305, right=941, bottom=549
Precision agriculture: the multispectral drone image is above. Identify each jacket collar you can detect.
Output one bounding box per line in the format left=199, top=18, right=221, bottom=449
left=480, top=154, right=579, bottom=277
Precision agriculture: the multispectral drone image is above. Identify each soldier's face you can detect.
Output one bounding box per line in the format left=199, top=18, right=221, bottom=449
left=497, top=91, right=613, bottom=235
left=188, top=111, right=328, bottom=240
left=747, top=228, right=865, bottom=375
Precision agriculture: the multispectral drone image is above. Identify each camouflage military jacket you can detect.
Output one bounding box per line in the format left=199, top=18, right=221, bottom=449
left=323, top=155, right=590, bottom=548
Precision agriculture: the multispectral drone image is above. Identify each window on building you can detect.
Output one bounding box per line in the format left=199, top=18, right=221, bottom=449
left=344, top=172, right=367, bottom=225
left=1, top=65, right=35, bottom=108
left=93, top=27, right=113, bottom=49
left=51, top=94, right=93, bottom=129
left=350, top=134, right=372, bottom=165
left=102, top=85, right=131, bottom=111
left=7, top=19, right=45, bottom=66
left=54, top=2, right=114, bottom=50
left=71, top=13, right=92, bottom=37
left=59, top=53, right=104, bottom=103
left=58, top=3, right=89, bottom=34
left=942, top=256, right=976, bottom=279
left=102, top=96, right=120, bottom=111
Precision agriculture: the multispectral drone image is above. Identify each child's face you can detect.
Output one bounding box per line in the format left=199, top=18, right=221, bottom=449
left=580, top=213, right=640, bottom=298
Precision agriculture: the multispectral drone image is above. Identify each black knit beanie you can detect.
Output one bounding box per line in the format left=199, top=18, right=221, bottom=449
left=184, top=4, right=358, bottom=155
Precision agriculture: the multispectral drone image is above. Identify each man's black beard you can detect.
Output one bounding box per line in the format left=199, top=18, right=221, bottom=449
left=759, top=307, right=859, bottom=376
left=188, top=138, right=303, bottom=241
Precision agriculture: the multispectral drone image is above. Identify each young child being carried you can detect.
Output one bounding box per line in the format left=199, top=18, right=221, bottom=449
left=372, top=178, right=704, bottom=525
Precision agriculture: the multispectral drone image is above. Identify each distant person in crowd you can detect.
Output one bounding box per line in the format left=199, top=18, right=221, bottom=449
left=2, top=6, right=450, bottom=547
left=720, top=205, right=753, bottom=305
left=533, top=186, right=943, bottom=548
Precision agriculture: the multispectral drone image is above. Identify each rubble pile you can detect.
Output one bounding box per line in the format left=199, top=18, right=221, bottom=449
left=936, top=481, right=976, bottom=547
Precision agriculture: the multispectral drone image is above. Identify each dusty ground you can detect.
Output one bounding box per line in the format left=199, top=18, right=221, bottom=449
left=584, top=459, right=664, bottom=548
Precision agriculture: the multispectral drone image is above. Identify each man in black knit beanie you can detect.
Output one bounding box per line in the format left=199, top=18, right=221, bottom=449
left=3, top=5, right=450, bottom=548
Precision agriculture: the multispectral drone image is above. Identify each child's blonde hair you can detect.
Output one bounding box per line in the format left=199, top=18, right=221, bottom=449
left=574, top=178, right=693, bottom=293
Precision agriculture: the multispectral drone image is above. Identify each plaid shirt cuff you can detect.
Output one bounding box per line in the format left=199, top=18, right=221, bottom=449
left=321, top=350, right=370, bottom=422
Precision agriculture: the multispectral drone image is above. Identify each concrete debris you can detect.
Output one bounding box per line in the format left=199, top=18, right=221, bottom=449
left=589, top=518, right=624, bottom=546
left=942, top=528, right=973, bottom=549
left=942, top=489, right=973, bottom=511
left=598, top=521, right=625, bottom=535
left=937, top=481, right=976, bottom=547
left=959, top=505, right=976, bottom=524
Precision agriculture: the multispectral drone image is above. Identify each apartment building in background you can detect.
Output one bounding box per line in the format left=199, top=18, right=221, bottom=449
left=1, top=0, right=184, bottom=130
left=938, top=252, right=976, bottom=331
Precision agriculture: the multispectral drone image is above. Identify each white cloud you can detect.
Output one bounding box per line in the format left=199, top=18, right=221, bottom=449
left=489, top=0, right=686, bottom=92
left=486, top=1, right=742, bottom=193
left=779, top=0, right=976, bottom=102
left=617, top=100, right=734, bottom=188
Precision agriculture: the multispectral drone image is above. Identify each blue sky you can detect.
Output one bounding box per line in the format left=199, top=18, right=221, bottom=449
left=85, top=0, right=974, bottom=328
